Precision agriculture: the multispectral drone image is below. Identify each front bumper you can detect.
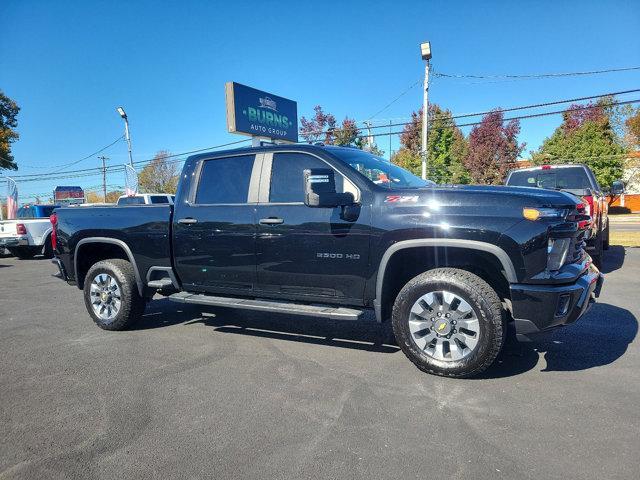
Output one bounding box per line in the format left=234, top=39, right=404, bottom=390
left=0, top=236, right=28, bottom=247
left=510, top=263, right=603, bottom=341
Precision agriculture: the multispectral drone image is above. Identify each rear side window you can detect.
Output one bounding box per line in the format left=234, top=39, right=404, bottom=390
left=507, top=168, right=591, bottom=190
left=150, top=196, right=169, bottom=204
left=269, top=152, right=343, bottom=203
left=196, top=155, right=254, bottom=204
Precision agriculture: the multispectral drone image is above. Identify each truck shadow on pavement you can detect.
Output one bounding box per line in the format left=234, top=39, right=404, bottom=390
left=138, top=299, right=636, bottom=377
left=600, top=245, right=626, bottom=274
left=138, top=298, right=399, bottom=353
left=480, top=303, right=637, bottom=379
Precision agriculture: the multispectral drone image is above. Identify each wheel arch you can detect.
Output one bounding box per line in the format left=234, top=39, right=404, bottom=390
left=74, top=238, right=144, bottom=296
left=373, top=239, right=517, bottom=322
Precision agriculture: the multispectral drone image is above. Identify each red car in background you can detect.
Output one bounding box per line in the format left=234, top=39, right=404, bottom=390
left=505, top=164, right=623, bottom=267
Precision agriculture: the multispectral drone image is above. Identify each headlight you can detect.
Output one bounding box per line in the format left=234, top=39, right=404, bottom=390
left=523, top=207, right=567, bottom=221
left=548, top=238, right=571, bottom=271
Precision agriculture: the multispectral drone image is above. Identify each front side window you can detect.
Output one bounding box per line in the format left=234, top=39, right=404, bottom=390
left=269, top=152, right=343, bottom=203
left=195, top=155, right=254, bottom=204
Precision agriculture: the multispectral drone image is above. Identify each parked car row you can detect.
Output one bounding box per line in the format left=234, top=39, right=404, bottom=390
left=0, top=204, right=58, bottom=259
left=0, top=194, right=175, bottom=259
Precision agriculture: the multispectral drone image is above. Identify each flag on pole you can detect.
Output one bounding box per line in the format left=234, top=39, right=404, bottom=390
left=124, top=164, right=138, bottom=196
left=6, top=178, right=18, bottom=219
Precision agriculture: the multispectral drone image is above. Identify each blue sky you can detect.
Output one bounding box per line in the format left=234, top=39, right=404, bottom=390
left=1, top=0, right=639, bottom=201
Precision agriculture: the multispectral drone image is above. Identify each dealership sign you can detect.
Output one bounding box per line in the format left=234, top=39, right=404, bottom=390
left=225, top=82, right=298, bottom=143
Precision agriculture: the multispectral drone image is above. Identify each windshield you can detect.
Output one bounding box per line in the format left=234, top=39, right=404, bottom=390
left=507, top=168, right=591, bottom=190
left=328, top=148, right=432, bottom=189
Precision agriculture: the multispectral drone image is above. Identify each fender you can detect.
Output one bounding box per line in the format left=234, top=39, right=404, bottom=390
left=373, top=239, right=518, bottom=322
left=38, top=227, right=53, bottom=247
left=74, top=237, right=144, bottom=296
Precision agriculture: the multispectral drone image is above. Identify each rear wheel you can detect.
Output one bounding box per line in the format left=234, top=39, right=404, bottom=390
left=83, top=259, right=145, bottom=330
left=392, top=268, right=505, bottom=378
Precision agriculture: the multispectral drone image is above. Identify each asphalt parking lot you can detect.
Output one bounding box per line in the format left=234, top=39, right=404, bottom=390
left=0, top=247, right=638, bottom=480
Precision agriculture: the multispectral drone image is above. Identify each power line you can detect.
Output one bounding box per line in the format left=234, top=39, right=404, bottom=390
left=300, top=92, right=640, bottom=138
left=433, top=65, right=640, bottom=80
left=363, top=98, right=640, bottom=138
left=20, top=135, right=125, bottom=173
left=2, top=138, right=251, bottom=181
left=366, top=78, right=423, bottom=121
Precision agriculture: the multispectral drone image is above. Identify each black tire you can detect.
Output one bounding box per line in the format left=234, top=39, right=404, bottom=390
left=603, top=223, right=610, bottom=251
left=591, top=231, right=604, bottom=269
left=83, top=259, right=145, bottom=330
left=8, top=247, right=36, bottom=260
left=392, top=268, right=505, bottom=378
left=42, top=236, right=54, bottom=259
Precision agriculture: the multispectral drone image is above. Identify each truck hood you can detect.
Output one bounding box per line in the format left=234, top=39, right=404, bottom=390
left=379, top=184, right=580, bottom=209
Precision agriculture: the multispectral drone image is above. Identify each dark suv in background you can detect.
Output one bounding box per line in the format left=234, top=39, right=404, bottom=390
left=506, top=164, right=623, bottom=266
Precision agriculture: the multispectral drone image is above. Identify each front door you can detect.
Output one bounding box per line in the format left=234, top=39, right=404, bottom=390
left=255, top=151, right=371, bottom=304
left=173, top=153, right=258, bottom=294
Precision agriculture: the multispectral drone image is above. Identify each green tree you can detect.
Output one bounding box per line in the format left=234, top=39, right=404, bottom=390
left=625, top=107, right=640, bottom=148
left=0, top=91, right=20, bottom=170
left=532, top=110, right=625, bottom=188
left=391, top=105, right=470, bottom=183
left=333, top=118, right=358, bottom=146
left=138, top=151, right=179, bottom=194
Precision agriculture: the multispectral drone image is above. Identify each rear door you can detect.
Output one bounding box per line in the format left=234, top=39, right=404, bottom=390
left=254, top=151, right=371, bottom=304
left=172, top=153, right=260, bottom=294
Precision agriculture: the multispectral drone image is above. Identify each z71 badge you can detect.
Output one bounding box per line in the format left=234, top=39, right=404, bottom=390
left=384, top=195, right=419, bottom=203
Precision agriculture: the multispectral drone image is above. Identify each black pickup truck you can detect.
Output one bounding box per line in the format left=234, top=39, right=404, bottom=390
left=51, top=144, right=603, bottom=377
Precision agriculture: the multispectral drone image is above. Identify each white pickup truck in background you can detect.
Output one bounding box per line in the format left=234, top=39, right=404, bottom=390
left=116, top=194, right=175, bottom=206
left=0, top=204, right=58, bottom=259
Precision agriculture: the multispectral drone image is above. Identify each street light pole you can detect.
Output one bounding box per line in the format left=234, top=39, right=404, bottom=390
left=116, top=107, right=134, bottom=167
left=420, top=42, right=432, bottom=180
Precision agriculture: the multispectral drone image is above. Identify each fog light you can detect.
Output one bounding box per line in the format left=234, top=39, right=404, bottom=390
left=556, top=294, right=571, bottom=317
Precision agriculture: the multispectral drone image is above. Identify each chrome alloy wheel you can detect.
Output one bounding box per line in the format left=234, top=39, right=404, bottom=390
left=90, top=273, right=122, bottom=322
left=408, top=290, right=480, bottom=361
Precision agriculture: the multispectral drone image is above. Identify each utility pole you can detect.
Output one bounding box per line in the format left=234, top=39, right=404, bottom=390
left=363, top=121, right=373, bottom=151
left=98, top=155, right=109, bottom=202
left=420, top=42, right=432, bottom=180
left=389, top=120, right=392, bottom=161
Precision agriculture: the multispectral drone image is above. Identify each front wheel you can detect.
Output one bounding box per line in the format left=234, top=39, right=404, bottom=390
left=392, top=268, right=505, bottom=378
left=83, top=259, right=145, bottom=330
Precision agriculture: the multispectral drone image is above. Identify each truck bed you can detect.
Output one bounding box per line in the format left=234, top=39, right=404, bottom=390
left=54, top=204, right=173, bottom=284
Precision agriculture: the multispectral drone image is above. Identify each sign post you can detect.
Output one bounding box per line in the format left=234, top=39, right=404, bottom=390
left=225, top=82, right=298, bottom=144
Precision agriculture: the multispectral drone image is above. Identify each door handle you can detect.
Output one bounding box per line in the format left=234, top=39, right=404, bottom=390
left=259, top=217, right=284, bottom=225
left=178, top=218, right=198, bottom=224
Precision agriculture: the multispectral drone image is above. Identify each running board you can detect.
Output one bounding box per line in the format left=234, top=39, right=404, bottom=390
left=169, top=292, right=365, bottom=320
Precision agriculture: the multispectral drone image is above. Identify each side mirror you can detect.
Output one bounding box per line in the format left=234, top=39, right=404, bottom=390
left=611, top=180, right=625, bottom=195
left=304, top=168, right=354, bottom=208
